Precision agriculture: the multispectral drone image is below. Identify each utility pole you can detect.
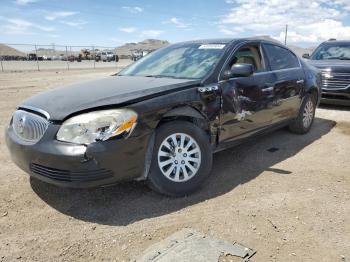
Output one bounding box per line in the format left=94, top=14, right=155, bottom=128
left=34, top=44, right=40, bottom=71
left=284, top=24, right=288, bottom=46
left=51, top=43, right=55, bottom=57
left=65, top=46, right=69, bottom=70
left=0, top=56, right=4, bottom=72
left=92, top=45, right=96, bottom=69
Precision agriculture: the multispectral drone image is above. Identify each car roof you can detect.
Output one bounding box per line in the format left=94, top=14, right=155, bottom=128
left=322, top=40, right=350, bottom=45
left=178, top=38, right=235, bottom=44
left=180, top=37, right=300, bottom=59
left=176, top=37, right=285, bottom=47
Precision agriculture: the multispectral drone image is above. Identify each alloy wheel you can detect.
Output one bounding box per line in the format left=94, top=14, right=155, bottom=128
left=303, top=99, right=314, bottom=128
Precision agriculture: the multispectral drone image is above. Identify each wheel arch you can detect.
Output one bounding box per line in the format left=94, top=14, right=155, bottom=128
left=139, top=106, right=212, bottom=181
left=158, top=105, right=209, bottom=130
left=302, top=61, right=321, bottom=105
left=306, top=86, right=320, bottom=105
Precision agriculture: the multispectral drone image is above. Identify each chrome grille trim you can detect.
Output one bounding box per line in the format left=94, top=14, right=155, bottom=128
left=18, top=105, right=50, bottom=120
left=321, top=71, right=350, bottom=90
left=12, top=110, right=48, bottom=144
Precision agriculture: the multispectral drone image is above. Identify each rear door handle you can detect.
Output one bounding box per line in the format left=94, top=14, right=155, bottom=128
left=296, top=79, right=304, bottom=84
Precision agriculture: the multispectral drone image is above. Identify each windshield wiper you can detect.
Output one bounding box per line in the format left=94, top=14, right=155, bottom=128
left=140, top=74, right=199, bottom=80
left=156, top=75, right=178, bottom=79
left=327, top=57, right=350, bottom=60
left=144, top=75, right=159, bottom=77
left=143, top=74, right=177, bottom=79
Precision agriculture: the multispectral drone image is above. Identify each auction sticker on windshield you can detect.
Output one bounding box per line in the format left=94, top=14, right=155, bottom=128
left=199, top=44, right=226, bottom=49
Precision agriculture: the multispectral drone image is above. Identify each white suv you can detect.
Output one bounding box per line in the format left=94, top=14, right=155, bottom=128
left=96, top=51, right=115, bottom=62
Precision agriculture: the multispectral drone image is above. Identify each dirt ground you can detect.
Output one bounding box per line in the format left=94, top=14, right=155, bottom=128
left=0, top=59, right=132, bottom=72
left=0, top=69, right=349, bottom=262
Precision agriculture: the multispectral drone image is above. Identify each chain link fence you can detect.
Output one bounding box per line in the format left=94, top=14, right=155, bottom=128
left=0, top=43, right=132, bottom=72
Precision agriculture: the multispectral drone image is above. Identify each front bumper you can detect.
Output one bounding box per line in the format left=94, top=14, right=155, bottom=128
left=321, top=87, right=350, bottom=106
left=5, top=123, right=151, bottom=188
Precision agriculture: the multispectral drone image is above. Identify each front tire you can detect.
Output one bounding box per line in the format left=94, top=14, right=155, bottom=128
left=289, top=94, right=316, bottom=134
left=147, top=121, right=212, bottom=197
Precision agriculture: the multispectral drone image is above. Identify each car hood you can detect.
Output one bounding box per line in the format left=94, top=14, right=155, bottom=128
left=20, top=76, right=200, bottom=120
left=306, top=59, right=350, bottom=73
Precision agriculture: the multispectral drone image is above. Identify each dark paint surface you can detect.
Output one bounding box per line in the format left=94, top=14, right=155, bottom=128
left=6, top=123, right=151, bottom=187
left=6, top=38, right=322, bottom=187
left=220, top=72, right=277, bottom=142
left=268, top=68, right=304, bottom=123
left=20, top=76, right=200, bottom=120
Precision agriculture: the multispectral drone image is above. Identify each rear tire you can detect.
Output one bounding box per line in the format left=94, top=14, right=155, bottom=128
left=289, top=94, right=316, bottom=134
left=147, top=121, right=212, bottom=197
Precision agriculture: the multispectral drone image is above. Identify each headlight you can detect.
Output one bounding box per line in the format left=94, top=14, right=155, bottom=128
left=56, top=109, right=137, bottom=144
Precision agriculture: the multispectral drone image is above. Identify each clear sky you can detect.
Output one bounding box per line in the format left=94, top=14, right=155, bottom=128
left=0, top=0, right=350, bottom=47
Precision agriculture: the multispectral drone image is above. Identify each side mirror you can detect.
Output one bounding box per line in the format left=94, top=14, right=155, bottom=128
left=302, top=53, right=310, bottom=59
left=222, top=63, right=254, bottom=80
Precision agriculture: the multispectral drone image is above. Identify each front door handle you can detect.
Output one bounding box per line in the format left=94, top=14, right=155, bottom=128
left=198, top=85, right=219, bottom=93
left=296, top=79, right=304, bottom=84
left=262, top=86, right=274, bottom=92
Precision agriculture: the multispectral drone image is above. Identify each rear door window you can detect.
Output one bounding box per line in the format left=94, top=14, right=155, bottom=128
left=263, top=44, right=300, bottom=70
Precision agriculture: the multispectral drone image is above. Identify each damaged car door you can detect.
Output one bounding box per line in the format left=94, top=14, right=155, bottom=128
left=218, top=42, right=277, bottom=143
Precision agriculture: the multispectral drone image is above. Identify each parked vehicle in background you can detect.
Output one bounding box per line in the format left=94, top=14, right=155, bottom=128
left=303, top=39, right=350, bottom=106
left=67, top=55, right=75, bottom=62
left=0, top=55, right=27, bottom=61
left=106, top=51, right=115, bottom=62
left=131, top=49, right=142, bottom=61
left=94, top=52, right=101, bottom=62
left=131, top=49, right=151, bottom=61
left=80, top=48, right=92, bottom=60
left=28, top=53, right=37, bottom=61
left=58, top=54, right=66, bottom=61
left=95, top=51, right=116, bottom=62
left=6, top=38, right=321, bottom=196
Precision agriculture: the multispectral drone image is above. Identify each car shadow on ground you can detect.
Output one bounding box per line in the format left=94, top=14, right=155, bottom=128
left=31, top=117, right=335, bottom=226
left=319, top=103, right=349, bottom=111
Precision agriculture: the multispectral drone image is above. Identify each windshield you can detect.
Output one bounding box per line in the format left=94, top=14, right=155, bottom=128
left=311, top=43, right=350, bottom=60
left=119, top=43, right=226, bottom=79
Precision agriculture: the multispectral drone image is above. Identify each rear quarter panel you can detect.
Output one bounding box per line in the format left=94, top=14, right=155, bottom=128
left=301, top=59, right=322, bottom=104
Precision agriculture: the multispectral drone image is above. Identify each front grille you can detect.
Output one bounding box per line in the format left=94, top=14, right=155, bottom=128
left=12, top=110, right=48, bottom=144
left=30, top=163, right=113, bottom=182
left=321, top=71, right=350, bottom=90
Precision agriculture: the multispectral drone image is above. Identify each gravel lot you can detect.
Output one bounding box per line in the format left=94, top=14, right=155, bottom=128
left=0, top=69, right=349, bottom=262
left=0, top=59, right=132, bottom=72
